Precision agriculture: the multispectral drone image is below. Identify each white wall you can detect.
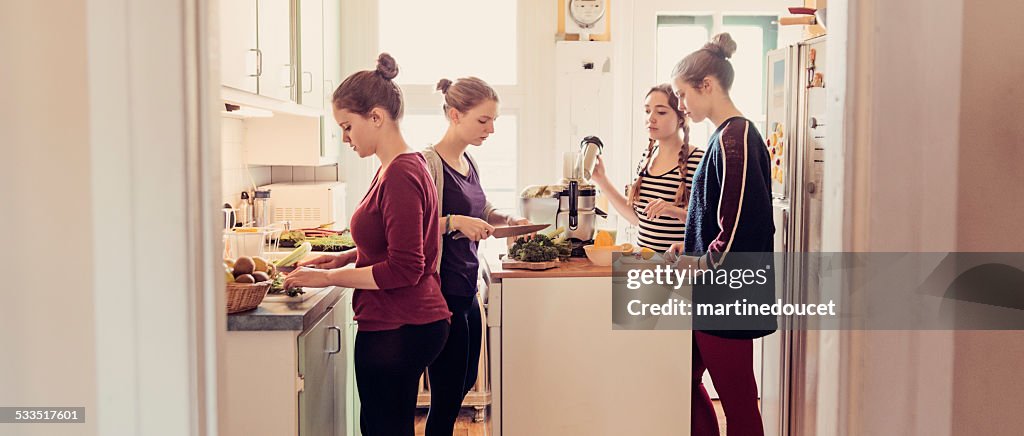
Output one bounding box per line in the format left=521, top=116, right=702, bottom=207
left=833, top=0, right=1024, bottom=434
left=0, top=3, right=99, bottom=435
left=3, top=1, right=221, bottom=435
left=951, top=0, right=1024, bottom=433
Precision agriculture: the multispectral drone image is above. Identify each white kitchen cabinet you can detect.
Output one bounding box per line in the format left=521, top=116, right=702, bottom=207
left=321, top=0, right=343, bottom=161
left=220, top=0, right=295, bottom=101
left=246, top=112, right=340, bottom=166
left=298, top=0, right=324, bottom=110
left=232, top=0, right=342, bottom=166
left=224, top=288, right=354, bottom=436
left=339, top=285, right=361, bottom=436
left=257, top=0, right=295, bottom=102
left=220, top=0, right=258, bottom=93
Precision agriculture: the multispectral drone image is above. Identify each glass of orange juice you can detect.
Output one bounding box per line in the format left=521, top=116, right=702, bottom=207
left=595, top=215, right=618, bottom=246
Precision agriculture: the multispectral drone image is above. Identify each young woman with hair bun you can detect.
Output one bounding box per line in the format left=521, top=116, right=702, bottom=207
left=283, top=53, right=452, bottom=436
left=666, top=33, right=776, bottom=436
left=420, top=76, right=530, bottom=436
left=590, top=83, right=705, bottom=253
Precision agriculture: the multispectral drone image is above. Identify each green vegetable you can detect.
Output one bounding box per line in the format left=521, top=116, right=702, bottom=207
left=509, top=234, right=570, bottom=262
left=274, top=241, right=311, bottom=267
left=269, top=274, right=306, bottom=297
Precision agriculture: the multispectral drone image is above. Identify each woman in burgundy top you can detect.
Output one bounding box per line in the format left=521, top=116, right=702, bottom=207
left=283, top=53, right=451, bottom=436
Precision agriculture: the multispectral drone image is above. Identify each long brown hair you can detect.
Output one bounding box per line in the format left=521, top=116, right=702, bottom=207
left=627, top=84, right=695, bottom=209
left=332, top=53, right=404, bottom=120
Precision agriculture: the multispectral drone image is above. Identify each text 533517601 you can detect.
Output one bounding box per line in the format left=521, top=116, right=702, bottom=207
left=0, top=407, right=85, bottom=423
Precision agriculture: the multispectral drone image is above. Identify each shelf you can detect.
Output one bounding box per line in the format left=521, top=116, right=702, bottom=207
left=221, top=86, right=325, bottom=119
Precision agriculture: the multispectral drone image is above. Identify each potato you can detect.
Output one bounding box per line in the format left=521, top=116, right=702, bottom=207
left=251, top=271, right=270, bottom=283
left=233, top=256, right=255, bottom=276
left=234, top=274, right=255, bottom=284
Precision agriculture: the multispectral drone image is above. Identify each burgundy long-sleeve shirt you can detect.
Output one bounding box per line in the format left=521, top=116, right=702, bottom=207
left=349, top=153, right=451, bottom=331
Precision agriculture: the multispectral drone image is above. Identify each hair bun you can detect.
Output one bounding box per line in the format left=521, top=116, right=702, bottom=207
left=375, top=53, right=399, bottom=80
left=436, top=78, right=453, bottom=94
left=704, top=33, right=737, bottom=59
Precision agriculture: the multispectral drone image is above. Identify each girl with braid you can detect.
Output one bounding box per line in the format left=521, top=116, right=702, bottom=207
left=591, top=83, right=705, bottom=252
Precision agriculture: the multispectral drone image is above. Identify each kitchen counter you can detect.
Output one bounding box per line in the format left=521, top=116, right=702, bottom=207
left=478, top=241, right=690, bottom=436
left=480, top=248, right=612, bottom=281
left=227, top=286, right=347, bottom=331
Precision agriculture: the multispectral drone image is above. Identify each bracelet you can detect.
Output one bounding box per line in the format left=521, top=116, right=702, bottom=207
left=445, top=214, right=453, bottom=234
left=696, top=254, right=704, bottom=270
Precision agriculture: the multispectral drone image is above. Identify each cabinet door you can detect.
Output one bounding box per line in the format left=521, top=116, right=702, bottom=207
left=220, top=0, right=258, bottom=92
left=298, top=306, right=337, bottom=436
left=257, top=0, right=295, bottom=101
left=321, top=0, right=343, bottom=163
left=298, top=0, right=324, bottom=110
left=340, top=291, right=360, bottom=436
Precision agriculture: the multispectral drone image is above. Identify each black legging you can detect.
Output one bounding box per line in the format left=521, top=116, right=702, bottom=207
left=424, top=294, right=482, bottom=436
left=355, top=319, right=449, bottom=436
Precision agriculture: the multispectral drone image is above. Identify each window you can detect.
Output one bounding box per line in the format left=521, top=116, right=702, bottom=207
left=375, top=0, right=523, bottom=211
left=657, top=16, right=712, bottom=147
left=656, top=15, right=778, bottom=145
left=378, top=0, right=518, bottom=85
left=723, top=16, right=778, bottom=134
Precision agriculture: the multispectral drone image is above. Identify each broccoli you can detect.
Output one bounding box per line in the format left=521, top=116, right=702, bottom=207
left=509, top=234, right=563, bottom=262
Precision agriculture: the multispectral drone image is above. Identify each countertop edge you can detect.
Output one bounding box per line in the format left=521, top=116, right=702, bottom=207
left=227, top=286, right=347, bottom=332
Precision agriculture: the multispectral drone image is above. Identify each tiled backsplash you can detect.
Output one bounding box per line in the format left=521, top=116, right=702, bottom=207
left=221, top=117, right=340, bottom=208
left=221, top=117, right=271, bottom=206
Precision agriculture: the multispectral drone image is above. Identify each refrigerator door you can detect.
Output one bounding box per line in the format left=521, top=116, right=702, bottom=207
left=762, top=202, right=792, bottom=436
left=766, top=47, right=796, bottom=199
left=789, top=36, right=828, bottom=436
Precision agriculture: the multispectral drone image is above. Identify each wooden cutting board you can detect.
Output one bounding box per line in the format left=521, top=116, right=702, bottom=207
left=501, top=257, right=560, bottom=270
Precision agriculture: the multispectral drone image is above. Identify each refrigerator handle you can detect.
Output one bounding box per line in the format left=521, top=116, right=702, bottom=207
left=782, top=208, right=790, bottom=254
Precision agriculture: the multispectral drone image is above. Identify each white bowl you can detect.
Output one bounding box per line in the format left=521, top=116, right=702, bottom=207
left=583, top=244, right=616, bottom=266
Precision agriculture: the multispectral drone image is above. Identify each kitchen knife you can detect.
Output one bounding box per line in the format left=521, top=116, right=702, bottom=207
left=452, top=223, right=551, bottom=240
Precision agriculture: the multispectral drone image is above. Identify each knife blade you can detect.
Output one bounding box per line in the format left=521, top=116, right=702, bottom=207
left=452, top=223, right=551, bottom=240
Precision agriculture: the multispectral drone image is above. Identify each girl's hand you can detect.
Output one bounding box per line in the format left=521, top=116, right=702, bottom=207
left=591, top=155, right=609, bottom=183
left=506, top=217, right=531, bottom=226
left=453, top=215, right=494, bottom=241
left=282, top=267, right=334, bottom=289
left=643, top=199, right=686, bottom=220
left=298, top=251, right=354, bottom=269
left=667, top=242, right=686, bottom=256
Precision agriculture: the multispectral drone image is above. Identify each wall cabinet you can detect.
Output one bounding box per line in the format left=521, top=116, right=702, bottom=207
left=223, top=0, right=342, bottom=166
left=257, top=0, right=296, bottom=102
left=220, top=0, right=258, bottom=93
left=220, top=0, right=295, bottom=102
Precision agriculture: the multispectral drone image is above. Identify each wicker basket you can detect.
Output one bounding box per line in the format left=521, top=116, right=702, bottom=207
left=226, top=281, right=272, bottom=313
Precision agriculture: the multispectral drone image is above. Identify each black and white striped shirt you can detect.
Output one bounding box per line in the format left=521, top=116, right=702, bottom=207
left=632, top=148, right=705, bottom=252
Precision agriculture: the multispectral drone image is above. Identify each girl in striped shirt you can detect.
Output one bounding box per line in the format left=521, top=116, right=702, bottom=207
left=592, top=83, right=704, bottom=252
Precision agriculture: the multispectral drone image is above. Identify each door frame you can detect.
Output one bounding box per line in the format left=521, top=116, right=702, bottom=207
left=87, top=0, right=223, bottom=434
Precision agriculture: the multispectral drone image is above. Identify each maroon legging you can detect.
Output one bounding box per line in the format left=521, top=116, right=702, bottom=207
left=691, top=331, right=764, bottom=436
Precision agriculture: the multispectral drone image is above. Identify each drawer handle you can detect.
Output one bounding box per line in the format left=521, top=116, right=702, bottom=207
left=328, top=326, right=342, bottom=355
